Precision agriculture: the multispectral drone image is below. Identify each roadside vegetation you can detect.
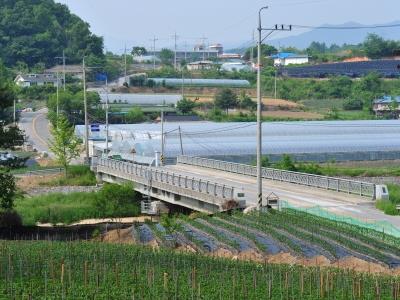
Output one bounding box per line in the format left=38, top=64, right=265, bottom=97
left=40, top=165, right=96, bottom=186
left=15, top=183, right=140, bottom=225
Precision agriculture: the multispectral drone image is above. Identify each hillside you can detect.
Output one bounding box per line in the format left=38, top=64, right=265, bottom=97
left=0, top=0, right=104, bottom=67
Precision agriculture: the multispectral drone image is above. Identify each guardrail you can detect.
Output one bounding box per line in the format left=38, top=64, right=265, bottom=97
left=25, top=168, right=64, bottom=176
left=177, top=156, right=376, bottom=199
left=94, top=158, right=235, bottom=204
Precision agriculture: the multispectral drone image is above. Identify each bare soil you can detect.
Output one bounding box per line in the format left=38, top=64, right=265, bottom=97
left=100, top=228, right=135, bottom=244
left=16, top=174, right=63, bottom=191
left=262, top=111, right=324, bottom=120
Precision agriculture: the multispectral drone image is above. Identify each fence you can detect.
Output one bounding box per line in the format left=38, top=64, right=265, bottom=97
left=177, top=156, right=376, bottom=199
left=281, top=200, right=400, bottom=238
left=95, top=158, right=235, bottom=202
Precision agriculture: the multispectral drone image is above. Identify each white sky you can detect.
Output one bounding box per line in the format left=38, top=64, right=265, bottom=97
left=57, top=0, right=400, bottom=53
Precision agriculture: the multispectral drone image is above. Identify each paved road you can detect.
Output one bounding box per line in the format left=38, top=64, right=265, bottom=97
left=165, top=164, right=400, bottom=230
left=19, top=109, right=52, bottom=154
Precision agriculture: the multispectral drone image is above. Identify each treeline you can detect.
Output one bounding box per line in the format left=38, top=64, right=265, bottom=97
left=0, top=0, right=104, bottom=68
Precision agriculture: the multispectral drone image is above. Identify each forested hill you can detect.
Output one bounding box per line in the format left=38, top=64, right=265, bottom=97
left=0, top=0, right=104, bottom=68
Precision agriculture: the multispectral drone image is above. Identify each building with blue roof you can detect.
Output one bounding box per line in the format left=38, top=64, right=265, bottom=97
left=271, top=52, right=309, bottom=66
left=373, top=95, right=400, bottom=118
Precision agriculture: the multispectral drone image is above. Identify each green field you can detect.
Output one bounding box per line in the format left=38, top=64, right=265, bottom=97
left=0, top=240, right=398, bottom=299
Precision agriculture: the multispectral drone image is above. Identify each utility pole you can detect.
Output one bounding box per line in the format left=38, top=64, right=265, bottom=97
left=13, top=99, right=16, bottom=125
left=105, top=76, right=109, bottom=156
left=56, top=51, right=67, bottom=91
left=150, top=36, right=158, bottom=70
left=172, top=32, right=179, bottom=70
left=62, top=50, right=66, bottom=91
left=124, top=44, right=128, bottom=85
left=56, top=71, right=60, bottom=118
left=256, top=7, right=292, bottom=207
left=160, top=109, right=164, bottom=165
left=250, top=30, right=255, bottom=65
left=83, top=57, right=89, bottom=164
left=178, top=126, right=184, bottom=155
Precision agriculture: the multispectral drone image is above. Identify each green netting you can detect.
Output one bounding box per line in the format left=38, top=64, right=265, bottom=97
left=280, top=200, right=400, bottom=238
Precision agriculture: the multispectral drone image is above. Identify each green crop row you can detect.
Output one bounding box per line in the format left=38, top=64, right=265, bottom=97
left=0, top=241, right=399, bottom=299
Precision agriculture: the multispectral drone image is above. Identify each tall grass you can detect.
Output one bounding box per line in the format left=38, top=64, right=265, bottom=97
left=15, top=183, right=141, bottom=225
left=41, top=165, right=96, bottom=186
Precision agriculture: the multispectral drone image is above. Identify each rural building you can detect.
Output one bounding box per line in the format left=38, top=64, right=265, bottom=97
left=187, top=60, right=214, bottom=71
left=98, top=93, right=182, bottom=107
left=221, top=62, right=252, bottom=72
left=14, top=74, right=60, bottom=87
left=209, top=44, right=224, bottom=55
left=219, top=53, right=242, bottom=60
left=271, top=52, right=309, bottom=66
left=45, top=65, right=83, bottom=79
left=373, top=95, right=400, bottom=118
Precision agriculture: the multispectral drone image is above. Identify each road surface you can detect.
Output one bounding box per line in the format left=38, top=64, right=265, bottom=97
left=19, top=109, right=52, bottom=154
left=165, top=164, right=400, bottom=230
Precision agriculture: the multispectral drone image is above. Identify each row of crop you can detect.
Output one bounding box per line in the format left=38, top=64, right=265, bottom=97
left=283, top=209, right=400, bottom=249
left=221, top=213, right=304, bottom=254
left=253, top=211, right=393, bottom=265
left=274, top=210, right=400, bottom=263
left=234, top=212, right=339, bottom=260
left=202, top=216, right=267, bottom=252
left=0, top=241, right=399, bottom=299
left=185, top=218, right=240, bottom=250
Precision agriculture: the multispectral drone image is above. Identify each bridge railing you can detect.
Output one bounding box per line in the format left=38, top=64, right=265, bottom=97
left=177, top=156, right=376, bottom=199
left=95, top=158, right=235, bottom=201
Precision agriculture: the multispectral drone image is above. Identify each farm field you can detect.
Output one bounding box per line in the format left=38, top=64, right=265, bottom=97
left=113, top=210, right=400, bottom=275
left=1, top=240, right=400, bottom=299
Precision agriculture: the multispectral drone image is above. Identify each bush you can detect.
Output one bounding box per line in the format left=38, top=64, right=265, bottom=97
left=0, top=210, right=22, bottom=228
left=16, top=183, right=141, bottom=225
left=42, top=165, right=96, bottom=186
left=376, top=200, right=399, bottom=216
left=343, top=98, right=363, bottom=110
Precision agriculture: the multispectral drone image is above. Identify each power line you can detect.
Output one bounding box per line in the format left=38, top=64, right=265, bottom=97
left=289, top=24, right=400, bottom=30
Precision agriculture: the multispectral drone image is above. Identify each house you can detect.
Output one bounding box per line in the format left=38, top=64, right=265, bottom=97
left=187, top=60, right=214, bottom=71
left=14, top=74, right=60, bottom=88
left=45, top=64, right=83, bottom=80
left=373, top=96, right=400, bottom=118
left=271, top=52, right=309, bottom=66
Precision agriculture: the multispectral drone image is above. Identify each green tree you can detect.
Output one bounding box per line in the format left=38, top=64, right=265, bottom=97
left=126, top=107, right=145, bottom=123
left=363, top=34, right=398, bottom=59
left=0, top=0, right=104, bottom=67
left=0, top=124, right=25, bottom=149
left=159, top=48, right=174, bottom=65
left=96, top=183, right=138, bottom=216
left=276, top=154, right=297, bottom=171
left=238, top=91, right=256, bottom=111
left=0, top=169, right=16, bottom=210
left=131, top=46, right=147, bottom=56
left=215, top=88, right=238, bottom=114
left=244, top=44, right=277, bottom=61
left=177, top=98, right=196, bottom=115
left=49, top=115, right=81, bottom=175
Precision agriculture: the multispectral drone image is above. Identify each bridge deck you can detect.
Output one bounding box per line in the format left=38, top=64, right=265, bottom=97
left=165, top=164, right=400, bottom=229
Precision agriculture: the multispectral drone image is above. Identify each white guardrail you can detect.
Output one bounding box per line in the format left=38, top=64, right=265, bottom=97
left=177, top=156, right=376, bottom=199
left=94, top=158, right=235, bottom=202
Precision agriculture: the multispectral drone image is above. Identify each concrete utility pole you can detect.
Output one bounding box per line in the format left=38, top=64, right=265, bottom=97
left=83, top=57, right=89, bottom=164
left=56, top=71, right=60, bottom=118
left=105, top=76, right=109, bottom=156
left=13, top=99, right=16, bottom=125
left=160, top=109, right=164, bottom=165
left=256, top=7, right=292, bottom=207
left=124, top=44, right=128, bottom=85
left=172, top=32, right=179, bottom=70
left=178, top=126, right=184, bottom=155
left=274, top=68, right=277, bottom=99
left=150, top=36, right=158, bottom=70
left=56, top=51, right=67, bottom=91
left=256, top=7, right=267, bottom=207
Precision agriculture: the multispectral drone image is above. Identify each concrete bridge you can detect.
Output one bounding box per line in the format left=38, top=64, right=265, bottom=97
left=92, top=156, right=400, bottom=230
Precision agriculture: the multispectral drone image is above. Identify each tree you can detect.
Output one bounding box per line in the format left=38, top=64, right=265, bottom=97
left=238, top=91, right=256, bottom=111
left=126, top=107, right=145, bottom=123
left=215, top=89, right=238, bottom=114
left=363, top=34, right=399, bottom=59
left=0, top=123, right=25, bottom=149
left=0, top=0, right=104, bottom=67
left=276, top=154, right=297, bottom=171
left=132, top=46, right=147, bottom=56
left=177, top=98, right=196, bottom=115
left=49, top=115, right=81, bottom=175
left=0, top=169, right=16, bottom=210
left=244, top=44, right=277, bottom=61
left=159, top=48, right=174, bottom=65
left=343, top=98, right=363, bottom=111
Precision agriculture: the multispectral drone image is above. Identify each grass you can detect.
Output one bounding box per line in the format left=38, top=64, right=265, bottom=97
left=10, top=165, right=63, bottom=175
left=40, top=165, right=96, bottom=186
left=15, top=183, right=141, bottom=225
left=376, top=184, right=400, bottom=216
left=319, top=164, right=400, bottom=177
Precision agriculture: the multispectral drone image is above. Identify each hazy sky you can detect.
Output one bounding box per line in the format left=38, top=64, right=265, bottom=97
left=57, top=0, right=400, bottom=53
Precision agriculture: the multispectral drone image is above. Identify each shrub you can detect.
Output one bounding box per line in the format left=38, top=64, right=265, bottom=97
left=0, top=210, right=22, bottom=228
left=343, top=98, right=363, bottom=110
